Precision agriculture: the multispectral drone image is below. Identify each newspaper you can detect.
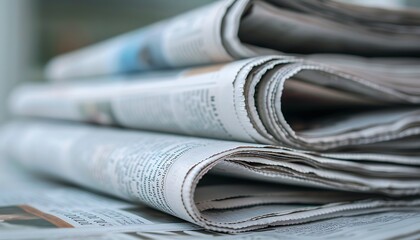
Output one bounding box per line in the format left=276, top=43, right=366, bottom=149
left=44, top=0, right=420, bottom=80
left=42, top=211, right=420, bottom=240
left=0, top=155, right=200, bottom=240
left=11, top=56, right=420, bottom=151
left=1, top=120, right=420, bottom=233
left=2, top=156, right=420, bottom=239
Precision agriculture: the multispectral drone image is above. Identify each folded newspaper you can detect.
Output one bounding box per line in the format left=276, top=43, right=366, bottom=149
left=45, top=0, right=420, bottom=80
left=12, top=56, right=420, bottom=151
left=0, top=155, right=201, bottom=240
left=4, top=0, right=420, bottom=238
left=1, top=120, right=420, bottom=233
left=1, top=154, right=420, bottom=239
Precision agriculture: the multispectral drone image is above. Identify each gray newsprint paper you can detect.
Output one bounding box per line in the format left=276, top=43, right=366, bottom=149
left=0, top=155, right=200, bottom=240
left=40, top=211, right=420, bottom=240
left=11, top=56, right=420, bottom=150
left=1, top=120, right=419, bottom=233
left=2, top=156, right=419, bottom=240
left=43, top=0, right=420, bottom=80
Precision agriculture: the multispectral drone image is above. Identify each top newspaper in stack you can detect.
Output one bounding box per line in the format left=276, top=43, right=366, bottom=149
left=45, top=0, right=420, bottom=80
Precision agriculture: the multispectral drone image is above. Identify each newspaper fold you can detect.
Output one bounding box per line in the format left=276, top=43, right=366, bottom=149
left=1, top=155, right=420, bottom=239
left=11, top=56, right=420, bottom=151
left=0, top=155, right=201, bottom=240
left=1, top=120, right=420, bottom=232
left=44, top=0, right=420, bottom=80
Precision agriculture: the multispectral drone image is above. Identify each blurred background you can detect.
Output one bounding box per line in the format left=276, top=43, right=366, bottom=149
left=0, top=0, right=419, bottom=124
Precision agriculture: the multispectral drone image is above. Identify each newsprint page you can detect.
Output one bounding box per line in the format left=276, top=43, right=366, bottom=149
left=2, top=0, right=420, bottom=239
left=0, top=156, right=420, bottom=240
left=1, top=121, right=420, bottom=239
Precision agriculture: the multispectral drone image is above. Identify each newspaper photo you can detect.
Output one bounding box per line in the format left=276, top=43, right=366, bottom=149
left=11, top=56, right=420, bottom=150
left=1, top=120, right=420, bottom=233
left=44, top=0, right=420, bottom=80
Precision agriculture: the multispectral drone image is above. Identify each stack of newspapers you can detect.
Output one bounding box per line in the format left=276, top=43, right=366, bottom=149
left=1, top=0, right=420, bottom=238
